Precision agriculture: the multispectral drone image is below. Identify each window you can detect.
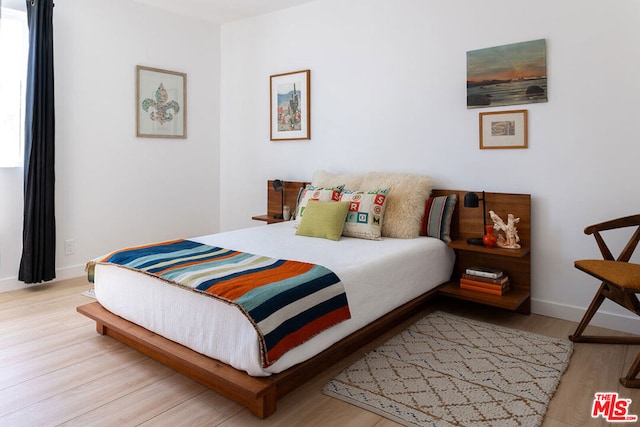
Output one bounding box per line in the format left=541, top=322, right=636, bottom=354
left=0, top=6, right=28, bottom=167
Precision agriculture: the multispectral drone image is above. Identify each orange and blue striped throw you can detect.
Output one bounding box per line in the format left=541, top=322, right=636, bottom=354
left=87, top=239, right=351, bottom=367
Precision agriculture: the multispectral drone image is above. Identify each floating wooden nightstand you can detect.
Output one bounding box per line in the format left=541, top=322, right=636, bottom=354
left=252, top=180, right=309, bottom=224
left=431, top=190, right=531, bottom=314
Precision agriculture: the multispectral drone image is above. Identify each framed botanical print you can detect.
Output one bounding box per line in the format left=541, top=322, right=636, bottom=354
left=136, top=65, right=187, bottom=138
left=270, top=70, right=310, bottom=141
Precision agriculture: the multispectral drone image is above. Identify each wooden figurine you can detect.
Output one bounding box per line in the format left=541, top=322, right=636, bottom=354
left=489, top=210, right=521, bottom=249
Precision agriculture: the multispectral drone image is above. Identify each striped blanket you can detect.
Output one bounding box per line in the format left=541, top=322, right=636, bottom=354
left=87, top=239, right=351, bottom=367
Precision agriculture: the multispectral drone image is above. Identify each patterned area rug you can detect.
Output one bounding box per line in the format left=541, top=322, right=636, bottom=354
left=323, top=311, right=573, bottom=427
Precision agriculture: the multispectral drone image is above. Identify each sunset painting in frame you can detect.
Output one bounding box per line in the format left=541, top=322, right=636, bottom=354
left=467, top=39, right=547, bottom=109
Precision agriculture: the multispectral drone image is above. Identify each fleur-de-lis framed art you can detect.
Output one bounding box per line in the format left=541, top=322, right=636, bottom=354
left=136, top=65, right=187, bottom=138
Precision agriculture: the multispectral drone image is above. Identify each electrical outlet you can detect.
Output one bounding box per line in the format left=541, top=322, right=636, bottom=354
left=64, top=239, right=75, bottom=256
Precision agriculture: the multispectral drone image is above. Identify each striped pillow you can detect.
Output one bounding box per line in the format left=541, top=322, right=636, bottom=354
left=421, top=194, right=457, bottom=242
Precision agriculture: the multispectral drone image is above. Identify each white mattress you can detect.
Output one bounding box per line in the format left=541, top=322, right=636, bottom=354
left=94, top=222, right=455, bottom=376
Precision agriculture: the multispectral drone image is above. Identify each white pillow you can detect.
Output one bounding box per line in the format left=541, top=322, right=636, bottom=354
left=312, top=170, right=365, bottom=191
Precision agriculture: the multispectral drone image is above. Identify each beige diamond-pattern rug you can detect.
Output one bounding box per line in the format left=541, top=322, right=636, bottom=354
left=323, top=311, right=573, bottom=427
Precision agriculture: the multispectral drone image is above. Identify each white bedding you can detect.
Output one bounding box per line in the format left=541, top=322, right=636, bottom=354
left=94, top=221, right=455, bottom=376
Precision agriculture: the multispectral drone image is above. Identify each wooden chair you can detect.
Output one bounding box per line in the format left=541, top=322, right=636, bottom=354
left=569, top=214, right=640, bottom=387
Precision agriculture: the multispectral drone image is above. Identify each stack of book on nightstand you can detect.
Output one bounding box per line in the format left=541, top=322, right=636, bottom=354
left=460, top=266, right=510, bottom=295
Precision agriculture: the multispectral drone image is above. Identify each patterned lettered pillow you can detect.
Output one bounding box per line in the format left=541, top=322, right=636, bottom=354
left=340, top=188, right=390, bottom=240
left=294, top=185, right=344, bottom=226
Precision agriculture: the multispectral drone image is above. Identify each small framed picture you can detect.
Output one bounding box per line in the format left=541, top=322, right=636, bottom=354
left=479, top=109, right=528, bottom=149
left=136, top=65, right=187, bottom=138
left=270, top=70, right=310, bottom=141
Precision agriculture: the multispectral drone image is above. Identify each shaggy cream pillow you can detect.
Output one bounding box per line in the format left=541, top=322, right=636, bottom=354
left=312, top=170, right=365, bottom=191
left=360, top=172, right=432, bottom=238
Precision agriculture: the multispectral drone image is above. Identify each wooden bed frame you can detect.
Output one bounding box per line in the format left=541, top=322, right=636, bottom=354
left=77, top=289, right=437, bottom=418
left=76, top=188, right=529, bottom=418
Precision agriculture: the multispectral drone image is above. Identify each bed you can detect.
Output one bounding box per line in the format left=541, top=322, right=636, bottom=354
left=78, top=172, right=463, bottom=418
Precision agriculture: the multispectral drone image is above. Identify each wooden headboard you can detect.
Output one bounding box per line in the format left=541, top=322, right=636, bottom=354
left=431, top=189, right=531, bottom=248
left=266, top=180, right=309, bottom=220
left=262, top=183, right=531, bottom=246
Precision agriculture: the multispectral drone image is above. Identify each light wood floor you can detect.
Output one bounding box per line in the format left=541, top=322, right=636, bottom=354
left=2, top=277, right=640, bottom=426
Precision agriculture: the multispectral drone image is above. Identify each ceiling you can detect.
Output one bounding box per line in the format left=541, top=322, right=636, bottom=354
left=2, top=0, right=26, bottom=11
left=1, top=0, right=316, bottom=23
left=129, top=0, right=318, bottom=24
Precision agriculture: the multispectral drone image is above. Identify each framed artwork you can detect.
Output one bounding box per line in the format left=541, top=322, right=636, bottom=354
left=270, top=70, right=310, bottom=141
left=479, top=109, right=528, bottom=149
left=467, top=39, right=547, bottom=109
left=136, top=65, right=187, bottom=138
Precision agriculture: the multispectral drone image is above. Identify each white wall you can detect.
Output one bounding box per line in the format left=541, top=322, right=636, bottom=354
left=220, top=0, right=640, bottom=333
left=0, top=0, right=220, bottom=290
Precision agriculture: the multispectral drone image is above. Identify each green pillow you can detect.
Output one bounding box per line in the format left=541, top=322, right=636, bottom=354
left=295, top=200, right=349, bottom=241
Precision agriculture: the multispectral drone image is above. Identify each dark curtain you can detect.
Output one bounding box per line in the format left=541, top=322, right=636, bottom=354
left=19, top=0, right=56, bottom=284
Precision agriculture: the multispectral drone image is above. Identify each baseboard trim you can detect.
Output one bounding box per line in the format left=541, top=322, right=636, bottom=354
left=532, top=298, right=640, bottom=336
left=0, top=264, right=86, bottom=293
